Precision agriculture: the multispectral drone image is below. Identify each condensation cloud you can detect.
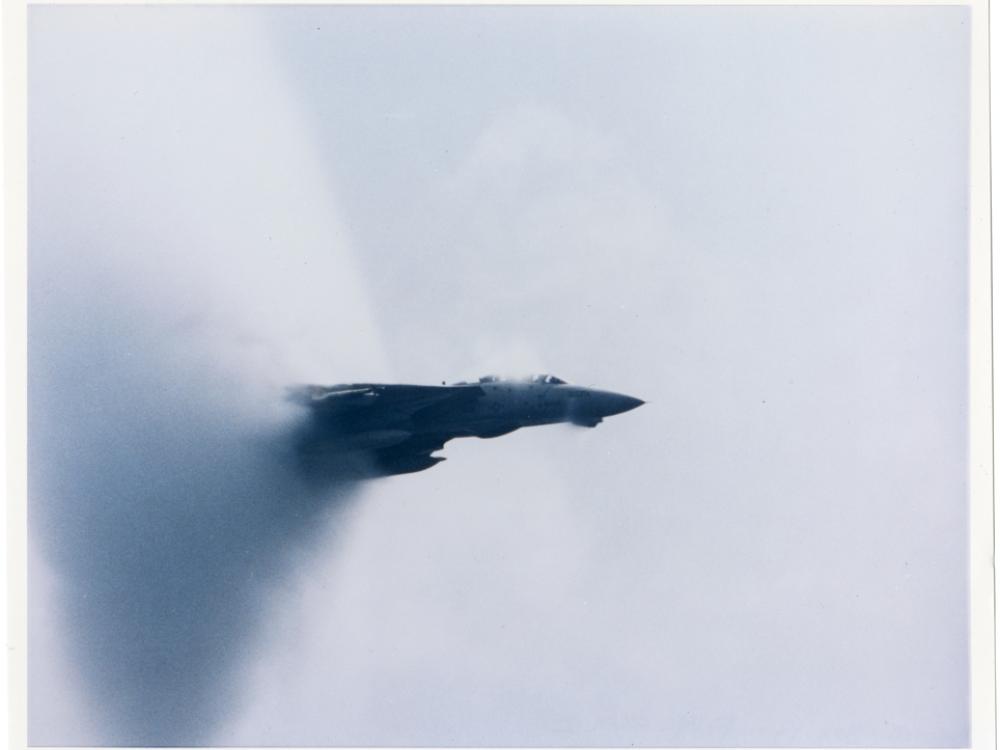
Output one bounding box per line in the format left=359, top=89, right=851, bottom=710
left=28, top=8, right=388, bottom=745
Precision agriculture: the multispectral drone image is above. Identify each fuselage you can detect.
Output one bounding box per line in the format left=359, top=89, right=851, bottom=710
left=291, top=374, right=644, bottom=477
left=439, top=380, right=642, bottom=434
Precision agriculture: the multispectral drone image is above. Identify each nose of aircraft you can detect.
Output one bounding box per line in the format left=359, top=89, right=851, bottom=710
left=597, top=390, right=645, bottom=416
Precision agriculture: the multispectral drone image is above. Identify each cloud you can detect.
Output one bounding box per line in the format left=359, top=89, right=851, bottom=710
left=29, top=6, right=970, bottom=747
left=28, top=8, right=387, bottom=744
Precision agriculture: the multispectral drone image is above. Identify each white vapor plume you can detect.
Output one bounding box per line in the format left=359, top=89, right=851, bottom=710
left=28, top=8, right=387, bottom=744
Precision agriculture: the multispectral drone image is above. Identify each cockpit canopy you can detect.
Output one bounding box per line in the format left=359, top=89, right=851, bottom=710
left=471, top=374, right=567, bottom=385
left=530, top=374, right=567, bottom=384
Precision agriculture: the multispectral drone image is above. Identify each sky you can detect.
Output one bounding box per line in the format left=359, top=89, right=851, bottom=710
left=27, top=6, right=970, bottom=746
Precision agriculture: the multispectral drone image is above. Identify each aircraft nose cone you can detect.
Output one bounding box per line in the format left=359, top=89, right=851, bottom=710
left=603, top=392, right=645, bottom=416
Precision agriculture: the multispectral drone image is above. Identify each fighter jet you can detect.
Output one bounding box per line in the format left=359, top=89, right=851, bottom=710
left=289, top=374, right=644, bottom=478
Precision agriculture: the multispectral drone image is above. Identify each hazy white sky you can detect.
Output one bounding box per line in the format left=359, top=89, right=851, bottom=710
left=28, top=6, right=969, bottom=746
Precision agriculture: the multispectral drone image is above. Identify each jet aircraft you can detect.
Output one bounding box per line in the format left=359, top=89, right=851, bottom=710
left=289, top=374, right=644, bottom=478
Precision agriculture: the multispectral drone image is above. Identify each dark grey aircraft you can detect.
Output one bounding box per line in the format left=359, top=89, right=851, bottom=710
left=289, top=374, right=644, bottom=478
